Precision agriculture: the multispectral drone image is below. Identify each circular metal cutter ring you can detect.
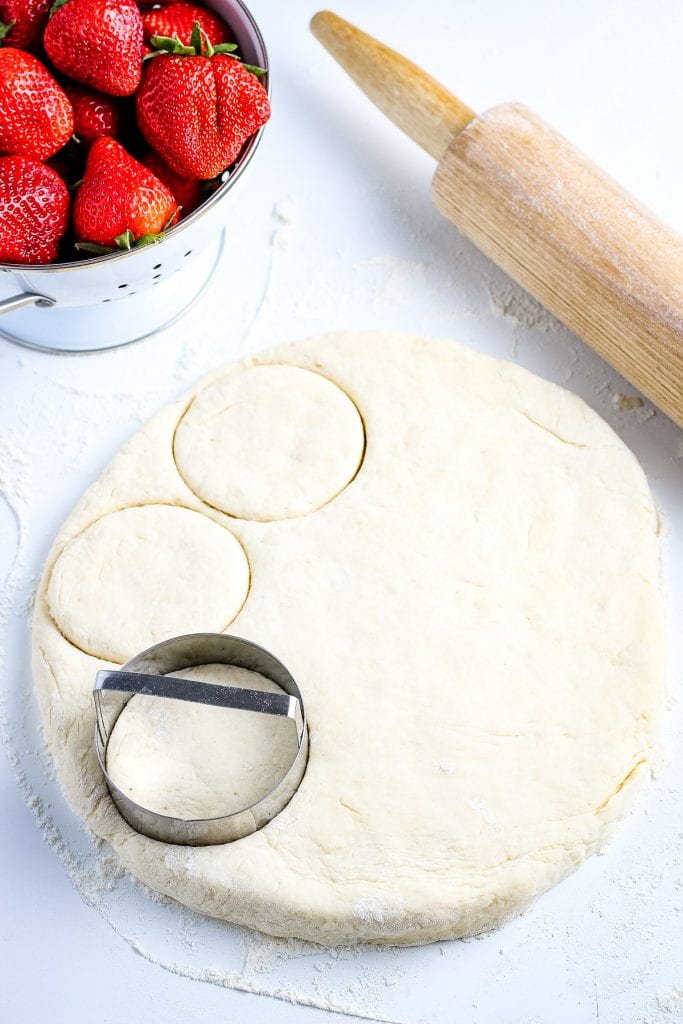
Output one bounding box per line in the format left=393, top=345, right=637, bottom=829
left=93, top=633, right=308, bottom=846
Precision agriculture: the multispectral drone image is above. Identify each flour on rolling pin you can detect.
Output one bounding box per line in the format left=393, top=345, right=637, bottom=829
left=311, top=12, right=683, bottom=428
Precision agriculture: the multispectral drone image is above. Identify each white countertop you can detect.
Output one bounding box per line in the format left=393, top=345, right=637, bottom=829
left=1, top=1, right=682, bottom=1021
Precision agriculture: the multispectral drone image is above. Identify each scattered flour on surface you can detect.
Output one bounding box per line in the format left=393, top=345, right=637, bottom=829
left=1, top=685, right=409, bottom=1022
left=0, top=700, right=126, bottom=907
left=613, top=393, right=645, bottom=412
left=636, top=983, right=683, bottom=1023
left=487, top=277, right=559, bottom=332
left=241, top=931, right=319, bottom=976
left=122, top=937, right=408, bottom=1024
left=352, top=256, right=433, bottom=306
left=273, top=195, right=297, bottom=249
left=656, top=984, right=683, bottom=1016
left=172, top=196, right=300, bottom=380
left=607, top=386, right=656, bottom=425
left=0, top=431, right=31, bottom=580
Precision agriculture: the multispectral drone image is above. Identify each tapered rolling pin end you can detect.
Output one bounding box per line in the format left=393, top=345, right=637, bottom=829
left=310, top=10, right=342, bottom=43
left=310, top=10, right=475, bottom=160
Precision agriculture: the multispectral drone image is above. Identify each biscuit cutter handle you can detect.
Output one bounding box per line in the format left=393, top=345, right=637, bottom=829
left=94, top=669, right=305, bottom=745
left=311, top=11, right=683, bottom=429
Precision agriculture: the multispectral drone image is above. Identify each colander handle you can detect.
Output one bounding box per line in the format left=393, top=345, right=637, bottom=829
left=0, top=292, right=55, bottom=315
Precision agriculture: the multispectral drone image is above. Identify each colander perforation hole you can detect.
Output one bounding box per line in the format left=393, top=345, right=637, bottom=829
left=184, top=250, right=192, bottom=258
left=118, top=284, right=128, bottom=290
left=153, top=263, right=162, bottom=270
left=153, top=273, right=161, bottom=280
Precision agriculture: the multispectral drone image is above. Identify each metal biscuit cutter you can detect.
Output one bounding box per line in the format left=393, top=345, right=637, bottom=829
left=94, top=633, right=308, bottom=846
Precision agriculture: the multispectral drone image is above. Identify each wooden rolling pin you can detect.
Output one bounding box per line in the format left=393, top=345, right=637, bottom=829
left=310, top=11, right=683, bottom=428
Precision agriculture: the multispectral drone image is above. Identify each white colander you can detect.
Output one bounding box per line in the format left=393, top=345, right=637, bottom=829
left=0, top=0, right=269, bottom=352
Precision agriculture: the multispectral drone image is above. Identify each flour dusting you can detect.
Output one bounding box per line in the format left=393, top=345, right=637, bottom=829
left=613, top=393, right=645, bottom=412
left=488, top=277, right=559, bottom=332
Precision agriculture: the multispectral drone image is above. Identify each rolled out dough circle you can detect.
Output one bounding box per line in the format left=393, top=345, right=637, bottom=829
left=47, top=504, right=250, bottom=663
left=106, top=664, right=298, bottom=820
left=173, top=363, right=366, bottom=520
left=32, top=332, right=666, bottom=945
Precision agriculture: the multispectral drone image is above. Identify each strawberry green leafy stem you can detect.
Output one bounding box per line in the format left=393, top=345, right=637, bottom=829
left=75, top=229, right=166, bottom=255
left=146, top=21, right=266, bottom=75
left=144, top=36, right=197, bottom=57
left=0, top=19, right=16, bottom=40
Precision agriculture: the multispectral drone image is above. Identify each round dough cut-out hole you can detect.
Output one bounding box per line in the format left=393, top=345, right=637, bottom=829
left=48, top=505, right=250, bottom=664
left=106, top=664, right=299, bottom=820
left=173, top=364, right=365, bottom=521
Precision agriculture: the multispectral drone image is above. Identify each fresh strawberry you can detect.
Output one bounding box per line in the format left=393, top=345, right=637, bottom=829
left=0, top=0, right=51, bottom=48
left=0, top=48, right=73, bottom=162
left=44, top=0, right=143, bottom=97
left=141, top=149, right=203, bottom=218
left=142, top=2, right=229, bottom=48
left=136, top=26, right=269, bottom=179
left=64, top=83, right=121, bottom=143
left=73, top=136, right=178, bottom=252
left=0, top=154, right=69, bottom=263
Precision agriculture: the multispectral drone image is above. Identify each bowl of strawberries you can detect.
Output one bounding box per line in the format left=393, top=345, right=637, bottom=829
left=0, top=0, right=269, bottom=350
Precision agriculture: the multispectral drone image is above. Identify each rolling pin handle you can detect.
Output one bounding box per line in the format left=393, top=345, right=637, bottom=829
left=310, top=10, right=475, bottom=160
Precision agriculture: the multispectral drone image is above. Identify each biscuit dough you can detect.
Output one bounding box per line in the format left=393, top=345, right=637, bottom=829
left=173, top=363, right=365, bottom=521
left=32, top=332, right=666, bottom=945
left=48, top=504, right=250, bottom=663
left=106, top=664, right=298, bottom=819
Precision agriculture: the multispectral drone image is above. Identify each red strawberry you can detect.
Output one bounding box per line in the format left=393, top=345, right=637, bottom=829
left=73, top=136, right=178, bottom=251
left=64, top=83, right=121, bottom=143
left=142, top=149, right=203, bottom=218
left=136, top=28, right=269, bottom=179
left=142, top=2, right=230, bottom=48
left=0, top=154, right=69, bottom=263
left=0, top=48, right=73, bottom=162
left=0, top=0, right=51, bottom=48
left=44, top=0, right=143, bottom=97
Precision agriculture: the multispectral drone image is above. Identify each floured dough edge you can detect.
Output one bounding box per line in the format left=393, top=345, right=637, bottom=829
left=31, top=332, right=667, bottom=945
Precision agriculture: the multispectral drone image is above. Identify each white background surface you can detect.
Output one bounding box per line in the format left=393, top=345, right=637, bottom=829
left=1, top=1, right=682, bottom=1021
